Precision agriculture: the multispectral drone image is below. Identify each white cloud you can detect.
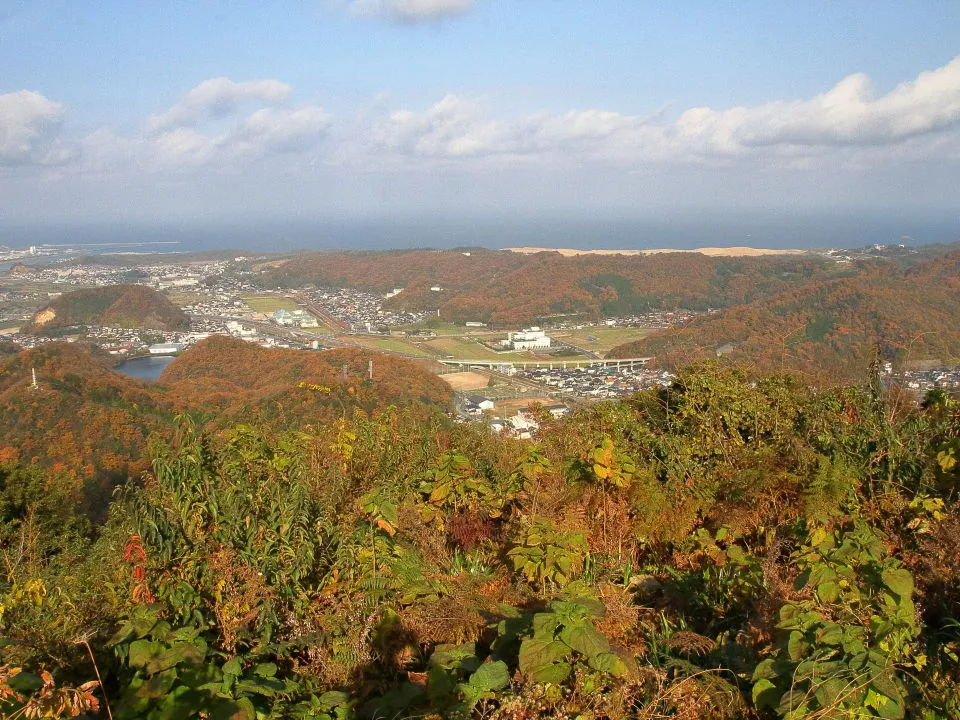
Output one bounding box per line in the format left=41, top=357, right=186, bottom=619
left=144, top=106, right=331, bottom=170
left=0, top=90, right=75, bottom=166
left=234, top=106, right=333, bottom=154
left=371, top=55, right=960, bottom=166
left=350, top=0, right=475, bottom=22
left=145, top=77, right=292, bottom=134
left=86, top=77, right=334, bottom=170
left=674, top=55, right=960, bottom=154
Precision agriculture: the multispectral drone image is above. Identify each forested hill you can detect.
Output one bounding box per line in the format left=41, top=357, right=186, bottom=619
left=0, top=342, right=171, bottom=506
left=268, top=249, right=841, bottom=324
left=0, top=337, right=451, bottom=505
left=24, top=284, right=190, bottom=333
left=159, top=335, right=452, bottom=428
left=608, top=263, right=960, bottom=381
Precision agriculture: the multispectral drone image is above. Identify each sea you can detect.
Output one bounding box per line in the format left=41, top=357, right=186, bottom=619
left=1, top=213, right=959, bottom=255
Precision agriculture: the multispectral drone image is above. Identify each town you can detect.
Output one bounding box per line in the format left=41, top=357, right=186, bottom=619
left=3, top=249, right=959, bottom=440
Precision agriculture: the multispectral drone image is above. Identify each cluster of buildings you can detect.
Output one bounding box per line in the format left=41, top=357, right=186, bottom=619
left=516, top=365, right=675, bottom=398
left=299, top=287, right=428, bottom=333
left=553, top=310, right=697, bottom=331
left=270, top=309, right=320, bottom=328
left=500, top=327, right=552, bottom=351
left=887, top=364, right=960, bottom=395
left=458, top=393, right=570, bottom=440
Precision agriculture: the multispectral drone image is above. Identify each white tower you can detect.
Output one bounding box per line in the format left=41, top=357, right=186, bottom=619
left=29, top=367, right=39, bottom=390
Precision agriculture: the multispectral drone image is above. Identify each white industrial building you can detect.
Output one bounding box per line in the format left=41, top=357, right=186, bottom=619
left=502, top=327, right=551, bottom=351
left=148, top=343, right=184, bottom=354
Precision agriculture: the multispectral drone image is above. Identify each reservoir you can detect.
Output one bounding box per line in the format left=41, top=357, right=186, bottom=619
left=114, top=355, right=176, bottom=381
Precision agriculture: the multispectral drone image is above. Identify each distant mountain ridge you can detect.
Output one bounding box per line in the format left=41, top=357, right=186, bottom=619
left=25, top=284, right=190, bottom=333
left=268, top=248, right=842, bottom=325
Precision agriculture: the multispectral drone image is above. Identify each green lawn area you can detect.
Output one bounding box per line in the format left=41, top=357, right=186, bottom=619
left=554, top=326, right=657, bottom=353
left=242, top=295, right=301, bottom=313
left=341, top=335, right=436, bottom=357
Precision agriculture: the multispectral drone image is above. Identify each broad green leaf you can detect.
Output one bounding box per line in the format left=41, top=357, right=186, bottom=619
left=527, top=662, right=572, bottom=685
left=751, top=658, right=776, bottom=681
left=253, top=662, right=277, bottom=677
left=752, top=678, right=780, bottom=708
left=208, top=697, right=256, bottom=720
left=127, top=639, right=164, bottom=671
left=532, top=613, right=560, bottom=639
left=818, top=623, right=843, bottom=646
left=315, top=690, right=351, bottom=711
left=469, top=661, right=510, bottom=692
left=817, top=580, right=839, bottom=603
left=787, top=631, right=809, bottom=662
left=560, top=622, right=609, bottom=658
left=518, top=639, right=568, bottom=674
left=587, top=651, right=629, bottom=677
left=814, top=678, right=846, bottom=709
left=881, top=568, right=914, bottom=599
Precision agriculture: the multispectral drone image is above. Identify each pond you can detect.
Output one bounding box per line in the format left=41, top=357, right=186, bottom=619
left=114, top=355, right=176, bottom=381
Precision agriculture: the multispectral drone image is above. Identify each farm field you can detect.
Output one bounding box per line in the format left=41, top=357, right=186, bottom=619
left=554, top=326, right=657, bottom=354
left=493, top=397, right=558, bottom=414
left=438, top=371, right=491, bottom=391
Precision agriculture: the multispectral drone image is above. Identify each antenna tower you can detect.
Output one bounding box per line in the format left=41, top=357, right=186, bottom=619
left=28, top=367, right=39, bottom=391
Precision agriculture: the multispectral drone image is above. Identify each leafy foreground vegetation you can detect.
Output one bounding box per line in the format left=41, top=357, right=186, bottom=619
left=2, top=363, right=959, bottom=718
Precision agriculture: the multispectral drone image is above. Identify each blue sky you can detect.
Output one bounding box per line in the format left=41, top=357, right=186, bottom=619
left=2, top=0, right=960, bottom=240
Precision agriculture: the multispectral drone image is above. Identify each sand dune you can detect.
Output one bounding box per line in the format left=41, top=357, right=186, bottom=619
left=506, top=246, right=807, bottom=257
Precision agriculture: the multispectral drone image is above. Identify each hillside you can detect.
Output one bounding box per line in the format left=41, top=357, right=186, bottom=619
left=268, top=249, right=842, bottom=324
left=159, top=335, right=452, bottom=427
left=2, top=362, right=958, bottom=718
left=609, top=264, right=960, bottom=381
left=0, top=337, right=452, bottom=510
left=24, top=284, right=190, bottom=333
left=0, top=342, right=172, bottom=507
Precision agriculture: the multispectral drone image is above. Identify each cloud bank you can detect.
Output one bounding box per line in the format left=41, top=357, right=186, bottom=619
left=3, top=55, right=960, bottom=213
